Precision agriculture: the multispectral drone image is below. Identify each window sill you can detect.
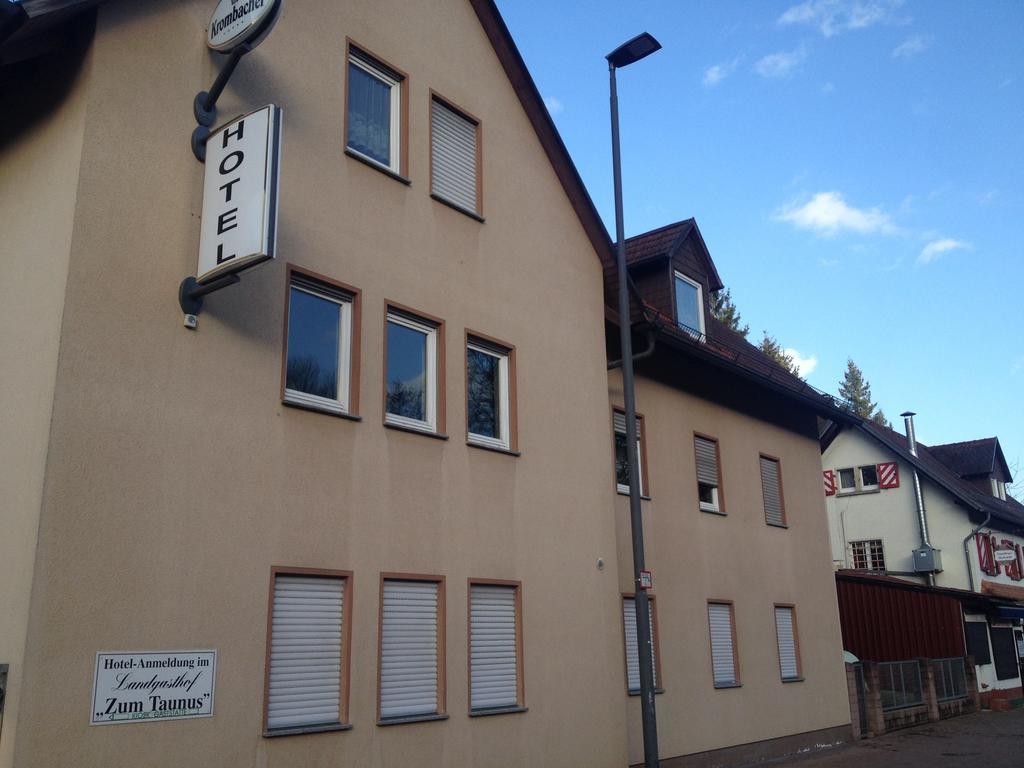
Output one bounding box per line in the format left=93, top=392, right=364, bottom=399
left=469, top=705, right=528, bottom=717
left=384, top=421, right=449, bottom=441
left=467, top=440, right=520, bottom=457
left=628, top=688, right=665, bottom=697
left=377, top=713, right=449, bottom=727
left=283, top=398, right=362, bottom=422
left=714, top=682, right=742, bottom=690
left=782, top=677, right=805, bottom=684
left=430, top=193, right=485, bottom=223
left=263, top=722, right=352, bottom=738
left=617, top=490, right=652, bottom=501
left=836, top=488, right=880, bottom=497
left=766, top=521, right=789, bottom=529
left=344, top=148, right=411, bottom=185
left=700, top=508, right=727, bottom=517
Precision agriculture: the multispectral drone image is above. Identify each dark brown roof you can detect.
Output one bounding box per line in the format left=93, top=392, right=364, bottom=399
left=929, top=437, right=1009, bottom=479
left=623, top=218, right=724, bottom=289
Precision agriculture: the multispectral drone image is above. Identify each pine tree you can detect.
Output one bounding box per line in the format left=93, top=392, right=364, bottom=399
left=758, top=332, right=801, bottom=378
left=711, top=288, right=749, bottom=338
left=872, top=409, right=893, bottom=430
left=839, top=359, right=889, bottom=425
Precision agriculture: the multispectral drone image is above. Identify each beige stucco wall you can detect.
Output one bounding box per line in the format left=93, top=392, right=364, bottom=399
left=0, top=38, right=91, bottom=768
left=14, top=2, right=627, bottom=766
left=610, top=373, right=851, bottom=763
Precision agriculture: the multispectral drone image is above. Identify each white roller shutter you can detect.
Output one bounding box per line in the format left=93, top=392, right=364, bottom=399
left=470, top=584, right=518, bottom=710
left=267, top=574, right=344, bottom=730
left=623, top=597, right=657, bottom=692
left=708, top=603, right=737, bottom=686
left=761, top=457, right=784, bottom=526
left=694, top=436, right=719, bottom=486
left=431, top=99, right=478, bottom=213
left=380, top=579, right=439, bottom=719
left=775, top=606, right=799, bottom=680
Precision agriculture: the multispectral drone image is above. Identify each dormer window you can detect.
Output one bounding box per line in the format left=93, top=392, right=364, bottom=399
left=674, top=271, right=705, bottom=339
left=991, top=478, right=1007, bottom=501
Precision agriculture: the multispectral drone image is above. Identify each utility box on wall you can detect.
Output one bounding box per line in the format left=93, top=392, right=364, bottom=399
left=913, top=547, right=943, bottom=573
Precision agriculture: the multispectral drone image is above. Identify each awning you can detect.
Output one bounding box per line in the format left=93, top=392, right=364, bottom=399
left=994, top=606, right=1024, bottom=620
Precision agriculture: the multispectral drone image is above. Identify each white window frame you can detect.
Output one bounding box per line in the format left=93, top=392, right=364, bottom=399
left=466, top=340, right=510, bottom=451
left=673, top=270, right=706, bottom=338
left=614, top=411, right=645, bottom=496
left=850, top=539, right=886, bottom=571
left=283, top=283, right=353, bottom=415
left=837, top=467, right=858, bottom=494
left=694, top=436, right=721, bottom=513
left=699, top=486, right=720, bottom=514
left=859, top=465, right=879, bottom=491
left=347, top=50, right=402, bottom=174
left=385, top=311, right=438, bottom=433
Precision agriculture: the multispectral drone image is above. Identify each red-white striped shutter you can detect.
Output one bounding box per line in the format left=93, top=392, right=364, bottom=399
left=991, top=535, right=1002, bottom=576
left=823, top=470, right=836, bottom=497
left=1015, top=544, right=1024, bottom=582
left=977, top=533, right=994, bottom=576
left=877, top=462, right=900, bottom=489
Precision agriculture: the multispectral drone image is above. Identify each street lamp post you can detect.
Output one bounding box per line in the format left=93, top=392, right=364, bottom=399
left=607, top=31, right=662, bottom=768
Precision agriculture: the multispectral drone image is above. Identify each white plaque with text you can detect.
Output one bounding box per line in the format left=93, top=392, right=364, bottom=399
left=91, top=650, right=217, bottom=725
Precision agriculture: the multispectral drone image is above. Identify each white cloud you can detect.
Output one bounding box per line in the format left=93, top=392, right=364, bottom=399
left=818, top=257, right=841, bottom=267
left=779, top=0, right=904, bottom=37
left=822, top=81, right=836, bottom=93
left=703, top=57, right=743, bottom=87
left=775, top=191, right=896, bottom=236
left=785, top=348, right=819, bottom=377
left=917, top=238, right=970, bottom=265
left=1012, top=356, right=1024, bottom=375
left=892, top=35, right=927, bottom=58
left=543, top=96, right=564, bottom=115
left=978, top=189, right=998, bottom=205
left=754, top=47, right=808, bottom=79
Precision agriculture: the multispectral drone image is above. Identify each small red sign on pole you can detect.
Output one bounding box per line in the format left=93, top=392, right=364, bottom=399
left=639, top=570, right=653, bottom=590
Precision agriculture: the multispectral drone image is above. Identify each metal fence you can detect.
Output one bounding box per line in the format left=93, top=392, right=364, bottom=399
left=879, top=660, right=923, bottom=711
left=934, top=657, right=968, bottom=702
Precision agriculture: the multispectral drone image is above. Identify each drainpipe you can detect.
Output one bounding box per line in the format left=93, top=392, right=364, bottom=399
left=963, top=513, right=991, bottom=593
left=901, top=411, right=936, bottom=586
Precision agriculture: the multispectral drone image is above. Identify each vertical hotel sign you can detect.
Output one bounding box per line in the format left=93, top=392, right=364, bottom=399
left=197, top=105, right=281, bottom=284
left=91, top=651, right=217, bottom=725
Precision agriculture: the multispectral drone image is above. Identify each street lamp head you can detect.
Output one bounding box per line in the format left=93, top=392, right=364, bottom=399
left=606, top=32, right=661, bottom=69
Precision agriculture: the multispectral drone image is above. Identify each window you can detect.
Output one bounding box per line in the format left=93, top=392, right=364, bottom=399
left=760, top=455, right=785, bottom=527
left=859, top=465, right=879, bottom=490
left=837, top=468, right=857, bottom=493
left=963, top=621, right=991, bottom=665
left=992, top=478, right=1007, bottom=501
left=990, top=626, right=1019, bottom=680
left=694, top=435, right=722, bottom=513
left=622, top=595, right=659, bottom=694
left=707, top=601, right=739, bottom=688
left=283, top=270, right=358, bottom=416
left=837, top=465, right=881, bottom=493
left=264, top=570, right=351, bottom=734
left=674, top=271, right=705, bottom=338
left=613, top=409, right=647, bottom=496
left=774, top=606, right=802, bottom=682
left=379, top=577, right=445, bottom=721
left=431, top=95, right=481, bottom=217
left=469, top=582, right=523, bottom=713
left=850, top=539, right=886, bottom=571
left=385, top=307, right=442, bottom=433
left=466, top=336, right=514, bottom=451
left=346, top=44, right=405, bottom=175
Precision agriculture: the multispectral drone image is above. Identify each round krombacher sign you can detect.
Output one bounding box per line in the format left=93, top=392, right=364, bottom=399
left=207, top=0, right=281, bottom=52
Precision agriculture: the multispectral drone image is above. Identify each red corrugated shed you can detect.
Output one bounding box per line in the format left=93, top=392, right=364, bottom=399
left=836, top=574, right=966, bottom=661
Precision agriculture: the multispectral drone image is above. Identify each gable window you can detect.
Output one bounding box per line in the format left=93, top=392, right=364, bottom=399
left=469, top=581, right=524, bottom=713
left=283, top=269, right=359, bottom=416
left=774, top=605, right=802, bottom=682
left=379, top=576, right=445, bottom=722
left=760, top=455, right=786, bottom=527
left=385, top=307, right=442, bottom=434
left=466, top=336, right=514, bottom=451
left=346, top=44, right=405, bottom=176
left=264, top=570, right=351, bottom=734
left=622, top=595, right=660, bottom=694
left=431, top=95, right=481, bottom=218
left=707, top=601, right=739, bottom=688
left=674, top=271, right=705, bottom=339
left=837, top=468, right=857, bottom=493
left=694, top=434, right=723, bottom=513
left=837, top=465, right=882, bottom=494
left=859, top=465, right=879, bottom=490
left=613, top=409, right=648, bottom=496
left=850, top=539, right=886, bottom=571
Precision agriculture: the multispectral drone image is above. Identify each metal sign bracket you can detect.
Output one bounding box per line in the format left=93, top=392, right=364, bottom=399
left=178, top=273, right=240, bottom=329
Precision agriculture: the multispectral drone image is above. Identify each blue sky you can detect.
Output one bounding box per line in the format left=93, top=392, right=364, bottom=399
left=498, top=0, right=1023, bottom=488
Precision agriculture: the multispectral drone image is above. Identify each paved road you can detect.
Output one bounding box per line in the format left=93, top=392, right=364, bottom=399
left=776, top=710, right=1023, bottom=767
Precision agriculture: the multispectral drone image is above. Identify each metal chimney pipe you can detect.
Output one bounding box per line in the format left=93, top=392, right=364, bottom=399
left=901, top=411, right=935, bottom=586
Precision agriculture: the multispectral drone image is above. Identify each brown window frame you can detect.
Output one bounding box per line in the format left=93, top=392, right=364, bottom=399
left=621, top=592, right=664, bottom=696
left=262, top=566, right=354, bottom=737
left=759, top=453, right=787, bottom=527
left=343, top=39, right=410, bottom=183
left=694, top=432, right=725, bottom=515
left=612, top=407, right=650, bottom=498
left=467, top=578, right=526, bottom=715
left=280, top=264, right=362, bottom=420
left=383, top=302, right=447, bottom=438
left=464, top=330, right=518, bottom=455
left=376, top=573, right=448, bottom=725
left=707, top=599, right=741, bottom=689
left=773, top=603, right=804, bottom=683
left=429, top=90, right=484, bottom=221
